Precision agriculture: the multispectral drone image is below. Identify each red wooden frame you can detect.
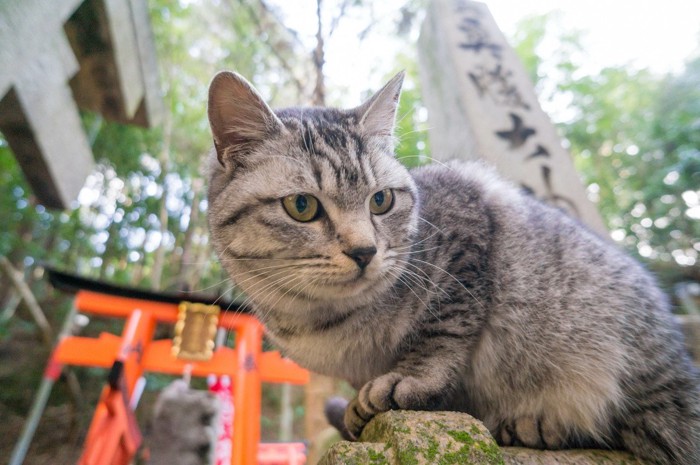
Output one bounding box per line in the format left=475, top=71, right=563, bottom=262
left=53, top=290, right=309, bottom=465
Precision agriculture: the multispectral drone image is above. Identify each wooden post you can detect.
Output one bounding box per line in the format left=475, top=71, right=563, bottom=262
left=418, top=0, right=607, bottom=235
left=305, top=373, right=337, bottom=463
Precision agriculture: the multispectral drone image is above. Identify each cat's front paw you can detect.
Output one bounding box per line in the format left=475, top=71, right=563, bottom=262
left=345, top=372, right=441, bottom=439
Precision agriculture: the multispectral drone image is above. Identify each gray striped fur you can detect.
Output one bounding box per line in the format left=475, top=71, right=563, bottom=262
left=206, top=71, right=700, bottom=465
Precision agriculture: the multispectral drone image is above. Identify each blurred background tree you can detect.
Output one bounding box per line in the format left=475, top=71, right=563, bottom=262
left=511, top=12, right=699, bottom=284
left=0, top=0, right=698, bottom=461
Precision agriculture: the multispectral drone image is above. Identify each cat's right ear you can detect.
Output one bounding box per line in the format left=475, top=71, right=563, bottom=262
left=354, top=70, right=405, bottom=138
left=207, top=71, right=283, bottom=167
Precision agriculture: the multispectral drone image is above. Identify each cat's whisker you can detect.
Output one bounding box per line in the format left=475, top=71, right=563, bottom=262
left=389, top=257, right=448, bottom=297
left=226, top=266, right=302, bottom=297
left=389, top=232, right=440, bottom=249
left=389, top=224, right=444, bottom=251
left=397, top=155, right=456, bottom=172
left=232, top=269, right=300, bottom=312
left=257, top=275, right=308, bottom=322
left=260, top=154, right=309, bottom=168
left=210, top=283, right=238, bottom=308
left=238, top=277, right=298, bottom=323
left=385, top=267, right=440, bottom=322
left=394, top=258, right=440, bottom=283
left=387, top=245, right=443, bottom=257
left=395, top=127, right=431, bottom=142
left=410, top=257, right=486, bottom=310
left=182, top=276, right=234, bottom=294
left=257, top=273, right=317, bottom=322
left=275, top=275, right=323, bottom=315
left=417, top=215, right=447, bottom=233
left=390, top=260, right=448, bottom=307
left=220, top=254, right=329, bottom=262
left=267, top=272, right=314, bottom=308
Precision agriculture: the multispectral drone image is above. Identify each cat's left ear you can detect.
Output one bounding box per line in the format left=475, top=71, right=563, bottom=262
left=355, top=71, right=405, bottom=138
left=208, top=71, right=284, bottom=167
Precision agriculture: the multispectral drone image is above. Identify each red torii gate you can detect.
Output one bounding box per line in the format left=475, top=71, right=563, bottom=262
left=32, top=270, right=309, bottom=465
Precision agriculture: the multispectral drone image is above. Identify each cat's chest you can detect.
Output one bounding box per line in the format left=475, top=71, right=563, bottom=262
left=268, top=308, right=412, bottom=388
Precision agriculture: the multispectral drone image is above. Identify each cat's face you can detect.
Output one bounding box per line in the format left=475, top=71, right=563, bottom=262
left=207, top=72, right=418, bottom=315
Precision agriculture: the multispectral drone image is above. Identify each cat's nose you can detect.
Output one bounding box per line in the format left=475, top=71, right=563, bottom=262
left=344, top=246, right=377, bottom=270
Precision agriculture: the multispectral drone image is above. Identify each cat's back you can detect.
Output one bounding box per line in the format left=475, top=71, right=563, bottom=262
left=408, top=160, right=667, bottom=329
left=408, top=159, right=687, bottom=383
left=408, top=161, right=700, bottom=449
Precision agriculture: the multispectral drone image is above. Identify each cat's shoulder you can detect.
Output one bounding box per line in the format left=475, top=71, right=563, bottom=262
left=409, top=160, right=523, bottom=207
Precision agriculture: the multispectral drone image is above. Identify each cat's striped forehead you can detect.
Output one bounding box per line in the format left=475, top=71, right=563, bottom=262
left=272, top=107, right=398, bottom=208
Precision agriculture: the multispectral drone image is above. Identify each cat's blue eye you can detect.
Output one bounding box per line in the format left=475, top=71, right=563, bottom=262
left=282, top=194, right=320, bottom=222
left=369, top=189, right=394, bottom=215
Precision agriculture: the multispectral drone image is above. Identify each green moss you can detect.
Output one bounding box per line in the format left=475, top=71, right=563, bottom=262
left=470, top=424, right=483, bottom=435
left=391, top=415, right=411, bottom=434
left=446, top=429, right=476, bottom=445
left=393, top=424, right=412, bottom=434
left=438, top=444, right=476, bottom=465
left=444, top=429, right=504, bottom=465
left=422, top=436, right=440, bottom=461
left=366, top=447, right=390, bottom=465
left=474, top=440, right=505, bottom=464
left=395, top=441, right=421, bottom=465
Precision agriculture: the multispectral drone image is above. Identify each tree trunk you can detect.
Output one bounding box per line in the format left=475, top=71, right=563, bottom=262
left=0, top=256, right=53, bottom=347
left=150, top=186, right=170, bottom=291
left=311, top=0, right=325, bottom=106
left=99, top=217, right=121, bottom=280
left=175, top=179, right=203, bottom=291
left=150, top=114, right=173, bottom=291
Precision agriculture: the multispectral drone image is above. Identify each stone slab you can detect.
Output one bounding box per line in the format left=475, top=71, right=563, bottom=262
left=418, top=0, right=607, bottom=235
left=318, top=410, right=644, bottom=465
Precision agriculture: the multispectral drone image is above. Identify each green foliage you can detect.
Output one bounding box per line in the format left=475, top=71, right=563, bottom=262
left=510, top=14, right=700, bottom=283
left=393, top=55, right=431, bottom=168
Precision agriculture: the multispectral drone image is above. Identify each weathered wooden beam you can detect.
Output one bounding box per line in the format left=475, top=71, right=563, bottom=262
left=128, top=0, right=164, bottom=128
left=418, top=0, right=607, bottom=235
left=0, top=0, right=162, bottom=209
left=0, top=0, right=85, bottom=97
left=0, top=0, right=94, bottom=209
left=64, top=0, right=162, bottom=126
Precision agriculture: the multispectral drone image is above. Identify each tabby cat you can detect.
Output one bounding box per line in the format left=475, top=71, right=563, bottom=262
left=206, top=70, right=700, bottom=465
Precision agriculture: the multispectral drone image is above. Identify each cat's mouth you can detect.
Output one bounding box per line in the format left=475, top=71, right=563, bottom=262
left=310, top=263, right=390, bottom=300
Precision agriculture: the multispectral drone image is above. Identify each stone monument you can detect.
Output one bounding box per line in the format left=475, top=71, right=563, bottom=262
left=418, top=0, right=607, bottom=235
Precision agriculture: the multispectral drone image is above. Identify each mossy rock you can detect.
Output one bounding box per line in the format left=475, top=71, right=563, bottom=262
left=501, top=447, right=643, bottom=465
left=317, top=410, right=646, bottom=465
left=318, top=441, right=395, bottom=465
left=360, top=410, right=504, bottom=465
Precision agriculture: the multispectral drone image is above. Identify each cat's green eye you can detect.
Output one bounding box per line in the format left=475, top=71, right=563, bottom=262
left=282, top=194, right=320, bottom=222
left=369, top=189, right=394, bottom=215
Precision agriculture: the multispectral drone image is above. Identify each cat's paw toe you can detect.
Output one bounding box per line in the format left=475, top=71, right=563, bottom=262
left=343, top=372, right=405, bottom=439
left=391, top=374, right=436, bottom=408
left=344, top=397, right=375, bottom=440
left=344, top=372, right=444, bottom=439
left=360, top=372, right=404, bottom=413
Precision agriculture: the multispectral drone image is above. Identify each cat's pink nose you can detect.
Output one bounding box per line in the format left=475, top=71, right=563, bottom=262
left=344, top=246, right=377, bottom=270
